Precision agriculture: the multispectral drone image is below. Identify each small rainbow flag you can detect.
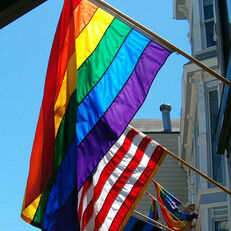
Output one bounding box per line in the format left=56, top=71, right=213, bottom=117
left=149, top=198, right=159, bottom=221
left=154, top=181, right=197, bottom=231
left=21, top=0, right=171, bottom=230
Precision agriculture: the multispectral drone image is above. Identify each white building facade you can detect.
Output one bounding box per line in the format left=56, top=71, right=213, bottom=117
left=174, top=0, right=230, bottom=230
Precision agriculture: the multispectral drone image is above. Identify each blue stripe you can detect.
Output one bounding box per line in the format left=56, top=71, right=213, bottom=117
left=76, top=29, right=150, bottom=145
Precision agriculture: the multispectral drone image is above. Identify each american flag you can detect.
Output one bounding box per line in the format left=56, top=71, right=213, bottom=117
left=78, top=125, right=166, bottom=231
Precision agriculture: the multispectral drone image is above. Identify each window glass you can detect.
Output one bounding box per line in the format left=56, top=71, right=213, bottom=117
left=215, top=220, right=229, bottom=231
left=203, top=0, right=216, bottom=48
left=203, top=4, right=214, bottom=20
left=205, top=21, right=216, bottom=47
left=203, top=0, right=214, bottom=19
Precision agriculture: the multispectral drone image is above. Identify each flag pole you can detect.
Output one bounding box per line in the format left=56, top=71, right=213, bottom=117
left=146, top=191, right=189, bottom=228
left=133, top=209, right=175, bottom=231
left=166, top=149, right=231, bottom=196
left=91, top=0, right=231, bottom=88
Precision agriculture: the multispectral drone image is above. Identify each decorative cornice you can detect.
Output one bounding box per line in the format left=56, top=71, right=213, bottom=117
left=178, top=3, right=188, bottom=18
left=189, top=71, right=203, bottom=85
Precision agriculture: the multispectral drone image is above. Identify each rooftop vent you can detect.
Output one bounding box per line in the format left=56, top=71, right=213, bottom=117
left=160, top=103, right=172, bottom=132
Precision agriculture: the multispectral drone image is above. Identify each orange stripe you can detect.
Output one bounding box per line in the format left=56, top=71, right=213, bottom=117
left=74, top=0, right=98, bottom=40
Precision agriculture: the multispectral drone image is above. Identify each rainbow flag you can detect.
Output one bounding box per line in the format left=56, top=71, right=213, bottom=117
left=154, top=181, right=197, bottom=231
left=21, top=0, right=171, bottom=230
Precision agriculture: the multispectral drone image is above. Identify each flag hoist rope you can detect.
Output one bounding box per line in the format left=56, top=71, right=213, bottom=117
left=91, top=0, right=231, bottom=88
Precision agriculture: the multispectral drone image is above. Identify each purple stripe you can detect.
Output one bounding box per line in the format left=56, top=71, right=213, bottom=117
left=77, top=41, right=170, bottom=190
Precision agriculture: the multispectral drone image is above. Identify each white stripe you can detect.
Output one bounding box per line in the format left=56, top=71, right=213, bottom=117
left=78, top=187, right=84, bottom=210
left=80, top=183, right=94, bottom=227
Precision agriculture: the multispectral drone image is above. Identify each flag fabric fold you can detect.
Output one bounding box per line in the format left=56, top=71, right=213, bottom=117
left=21, top=0, right=171, bottom=230
left=154, top=181, right=197, bottom=231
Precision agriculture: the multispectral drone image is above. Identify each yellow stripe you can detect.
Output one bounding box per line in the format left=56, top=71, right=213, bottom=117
left=21, top=195, right=41, bottom=223
left=76, top=8, right=114, bottom=69
left=54, top=8, right=114, bottom=137
left=54, top=53, right=77, bottom=136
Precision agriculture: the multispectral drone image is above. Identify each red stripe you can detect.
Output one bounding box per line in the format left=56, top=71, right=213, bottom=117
left=153, top=200, right=159, bottom=220
left=109, top=145, right=164, bottom=231
left=80, top=128, right=138, bottom=230
left=155, top=183, right=174, bottom=229
left=95, top=136, right=152, bottom=230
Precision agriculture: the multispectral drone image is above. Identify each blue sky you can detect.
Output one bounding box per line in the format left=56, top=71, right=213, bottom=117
left=0, top=0, right=189, bottom=230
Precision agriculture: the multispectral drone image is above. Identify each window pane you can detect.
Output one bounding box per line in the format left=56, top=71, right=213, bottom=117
left=204, top=5, right=214, bottom=20
left=203, top=0, right=214, bottom=20
left=205, top=21, right=216, bottom=47
left=215, top=220, right=229, bottom=231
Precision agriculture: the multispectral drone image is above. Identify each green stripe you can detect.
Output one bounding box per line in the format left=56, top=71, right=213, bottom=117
left=160, top=187, right=173, bottom=208
left=32, top=18, right=131, bottom=225
left=160, top=187, right=168, bottom=201
left=76, top=18, right=131, bottom=104
left=33, top=92, right=77, bottom=224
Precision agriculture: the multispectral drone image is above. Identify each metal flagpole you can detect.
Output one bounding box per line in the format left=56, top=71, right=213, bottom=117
left=133, top=209, right=175, bottom=231
left=91, top=0, right=231, bottom=88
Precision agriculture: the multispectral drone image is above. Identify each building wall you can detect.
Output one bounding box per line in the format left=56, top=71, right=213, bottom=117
left=174, top=0, right=230, bottom=230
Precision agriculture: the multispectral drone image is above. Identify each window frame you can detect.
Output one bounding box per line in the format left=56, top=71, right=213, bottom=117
left=201, top=0, right=216, bottom=48
left=214, top=219, right=229, bottom=231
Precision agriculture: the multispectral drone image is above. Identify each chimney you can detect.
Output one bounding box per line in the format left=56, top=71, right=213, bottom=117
left=160, top=103, right=172, bottom=132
